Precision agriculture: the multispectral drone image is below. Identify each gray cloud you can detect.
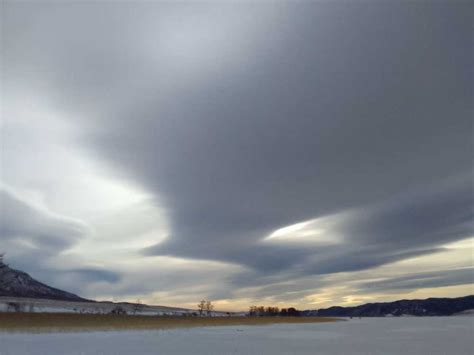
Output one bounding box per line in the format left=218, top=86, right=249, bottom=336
left=0, top=188, right=87, bottom=252
left=68, top=268, right=121, bottom=284
left=25, top=267, right=122, bottom=298
left=360, top=268, right=474, bottom=294
left=2, top=1, right=473, bottom=303
left=0, top=188, right=120, bottom=294
left=298, top=177, right=473, bottom=275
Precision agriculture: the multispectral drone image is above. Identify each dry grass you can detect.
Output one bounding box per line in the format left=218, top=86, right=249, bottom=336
left=0, top=313, right=341, bottom=332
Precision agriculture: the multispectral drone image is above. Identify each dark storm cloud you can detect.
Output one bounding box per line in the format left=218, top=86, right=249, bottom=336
left=2, top=1, right=473, bottom=297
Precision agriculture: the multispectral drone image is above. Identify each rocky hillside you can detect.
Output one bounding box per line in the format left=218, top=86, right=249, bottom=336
left=0, top=261, right=89, bottom=302
left=303, top=295, right=474, bottom=317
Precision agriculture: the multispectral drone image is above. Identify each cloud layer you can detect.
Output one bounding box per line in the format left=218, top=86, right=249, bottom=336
left=1, top=1, right=472, bottom=308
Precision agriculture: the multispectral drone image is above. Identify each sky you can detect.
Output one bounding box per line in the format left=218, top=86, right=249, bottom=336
left=1, top=1, right=472, bottom=311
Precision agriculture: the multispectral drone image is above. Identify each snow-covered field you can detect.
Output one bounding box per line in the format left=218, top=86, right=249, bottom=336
left=0, top=317, right=472, bottom=355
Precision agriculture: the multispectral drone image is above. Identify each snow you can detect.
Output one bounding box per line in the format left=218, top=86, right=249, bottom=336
left=454, top=309, right=474, bottom=316
left=0, top=317, right=473, bottom=355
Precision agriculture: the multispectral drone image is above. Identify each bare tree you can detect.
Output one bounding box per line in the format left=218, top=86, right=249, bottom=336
left=197, top=300, right=206, bottom=316
left=205, top=300, right=214, bottom=316
left=133, top=299, right=144, bottom=315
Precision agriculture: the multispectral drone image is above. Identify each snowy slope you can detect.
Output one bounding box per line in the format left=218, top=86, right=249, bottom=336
left=0, top=263, right=87, bottom=302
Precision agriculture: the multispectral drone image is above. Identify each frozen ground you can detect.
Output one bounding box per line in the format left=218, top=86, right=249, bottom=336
left=0, top=317, right=472, bottom=355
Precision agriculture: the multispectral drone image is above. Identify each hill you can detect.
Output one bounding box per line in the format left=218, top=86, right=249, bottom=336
left=0, top=261, right=88, bottom=302
left=303, top=295, right=474, bottom=317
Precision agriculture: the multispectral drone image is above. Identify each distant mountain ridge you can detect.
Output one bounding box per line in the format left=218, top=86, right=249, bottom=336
left=0, top=261, right=89, bottom=302
left=303, top=295, right=474, bottom=317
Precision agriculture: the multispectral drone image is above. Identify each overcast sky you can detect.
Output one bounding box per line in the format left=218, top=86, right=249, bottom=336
left=1, top=1, right=472, bottom=310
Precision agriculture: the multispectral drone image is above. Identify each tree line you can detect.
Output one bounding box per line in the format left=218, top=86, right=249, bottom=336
left=248, top=306, right=301, bottom=317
